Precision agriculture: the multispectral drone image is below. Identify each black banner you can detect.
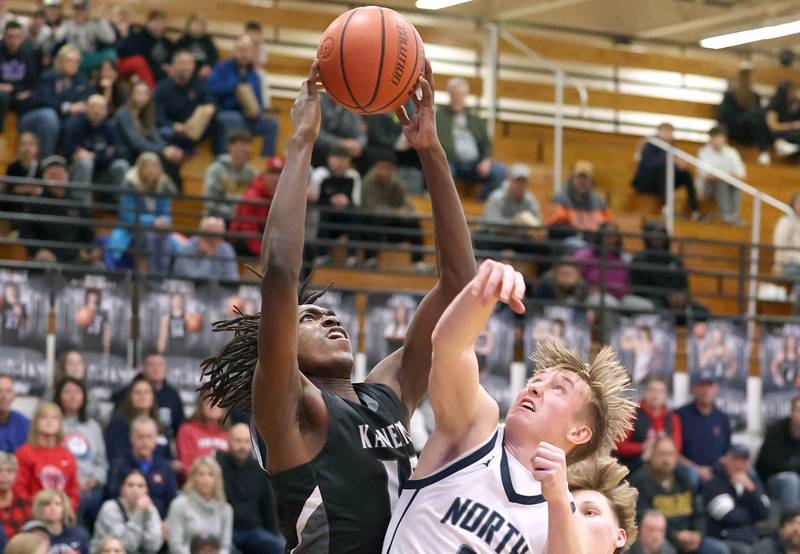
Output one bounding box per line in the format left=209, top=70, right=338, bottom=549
left=478, top=307, right=517, bottom=413
left=610, top=313, right=676, bottom=389
left=760, top=322, right=800, bottom=425
left=523, top=305, right=591, bottom=375
left=0, top=269, right=49, bottom=394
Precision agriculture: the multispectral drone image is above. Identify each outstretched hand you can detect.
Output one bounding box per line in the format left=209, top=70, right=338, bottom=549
left=292, top=59, right=322, bottom=144
left=470, top=259, right=526, bottom=314
left=395, top=58, right=438, bottom=152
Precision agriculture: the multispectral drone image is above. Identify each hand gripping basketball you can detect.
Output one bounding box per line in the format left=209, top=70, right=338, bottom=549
left=470, top=259, right=526, bottom=314
left=291, top=60, right=322, bottom=143
left=396, top=58, right=438, bottom=152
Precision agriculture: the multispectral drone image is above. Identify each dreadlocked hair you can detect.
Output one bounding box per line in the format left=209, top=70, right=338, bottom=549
left=198, top=270, right=331, bottom=414
left=568, top=456, right=639, bottom=552
left=529, top=341, right=636, bottom=464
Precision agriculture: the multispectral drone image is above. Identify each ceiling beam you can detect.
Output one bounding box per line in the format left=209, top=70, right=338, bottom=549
left=638, top=0, right=800, bottom=39
left=497, top=0, right=590, bottom=21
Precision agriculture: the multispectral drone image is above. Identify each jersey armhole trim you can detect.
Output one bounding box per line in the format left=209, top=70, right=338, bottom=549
left=402, top=430, right=498, bottom=490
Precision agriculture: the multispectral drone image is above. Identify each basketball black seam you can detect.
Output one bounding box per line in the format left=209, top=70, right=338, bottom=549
left=371, top=23, right=422, bottom=114
left=363, top=7, right=386, bottom=110
left=339, top=7, right=366, bottom=111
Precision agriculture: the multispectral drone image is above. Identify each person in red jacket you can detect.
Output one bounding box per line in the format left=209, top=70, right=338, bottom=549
left=13, top=402, right=79, bottom=512
left=175, top=394, right=229, bottom=475
left=230, top=155, right=284, bottom=258
left=615, top=375, right=682, bottom=473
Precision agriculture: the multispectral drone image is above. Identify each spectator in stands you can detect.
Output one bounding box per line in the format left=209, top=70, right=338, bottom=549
left=616, top=376, right=682, bottom=472
left=208, top=35, right=278, bottom=157
left=5, top=532, right=46, bottom=554
left=106, top=375, right=170, bottom=463
left=174, top=217, right=239, bottom=281
left=28, top=9, right=53, bottom=57
left=43, top=0, right=63, bottom=31
left=54, top=377, right=106, bottom=526
left=116, top=10, right=172, bottom=87
left=718, top=67, right=772, bottom=166
left=91, top=468, right=163, bottom=554
left=482, top=163, right=541, bottom=226
left=92, top=59, right=126, bottom=114
left=166, top=456, right=233, bottom=554
left=310, top=143, right=362, bottom=265
left=0, top=375, right=29, bottom=453
left=243, top=20, right=266, bottom=66
left=203, top=130, right=257, bottom=221
left=2, top=132, right=42, bottom=234
left=31, top=488, right=89, bottom=553
left=766, top=81, right=800, bottom=158
left=20, top=43, right=91, bottom=158
left=312, top=92, right=366, bottom=168
left=574, top=222, right=655, bottom=313
left=362, top=107, right=424, bottom=192
left=0, top=0, right=28, bottom=37
left=175, top=15, right=218, bottom=80
left=773, top=191, right=800, bottom=281
left=677, top=372, right=731, bottom=485
left=703, top=443, right=771, bottom=554
left=630, top=436, right=728, bottom=554
left=630, top=219, right=709, bottom=322
left=530, top=257, right=588, bottom=305
left=106, top=416, right=177, bottom=519
left=176, top=395, right=228, bottom=476
left=0, top=452, right=30, bottom=539
left=632, top=123, right=701, bottom=220
left=548, top=160, right=611, bottom=246
left=756, top=395, right=800, bottom=512
left=52, top=0, right=115, bottom=73
left=436, top=77, right=506, bottom=200
left=768, top=506, right=800, bottom=554
left=95, top=536, right=126, bottom=554
left=630, top=510, right=677, bottom=554
left=697, top=126, right=746, bottom=225
left=217, top=423, right=282, bottom=554
left=14, top=402, right=79, bottom=511
left=63, top=93, right=129, bottom=206
left=154, top=50, right=216, bottom=155
left=360, top=153, right=428, bottom=271
left=0, top=21, right=38, bottom=131
left=229, top=155, right=283, bottom=258
left=109, top=152, right=176, bottom=273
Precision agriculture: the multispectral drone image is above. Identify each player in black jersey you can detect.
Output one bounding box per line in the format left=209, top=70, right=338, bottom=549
left=200, top=59, right=476, bottom=553
left=0, top=283, right=27, bottom=346
left=80, top=288, right=110, bottom=354
left=157, top=292, right=188, bottom=356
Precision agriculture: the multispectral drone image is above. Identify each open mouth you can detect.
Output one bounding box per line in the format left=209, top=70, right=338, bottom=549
left=520, top=399, right=536, bottom=413
left=327, top=327, right=349, bottom=341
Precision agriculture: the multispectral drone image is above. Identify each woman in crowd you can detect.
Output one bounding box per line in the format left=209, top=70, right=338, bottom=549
left=55, top=377, right=108, bottom=526
left=166, top=457, right=232, bottom=554
left=95, top=536, right=126, bottom=554
left=108, top=152, right=177, bottom=273
left=0, top=452, right=30, bottom=539
left=766, top=80, right=800, bottom=158
left=175, top=394, right=228, bottom=475
left=717, top=67, right=773, bottom=165
left=105, top=375, right=170, bottom=462
left=4, top=532, right=48, bottom=554
left=174, top=15, right=218, bottom=79
left=93, top=59, right=128, bottom=114
left=91, top=469, right=162, bottom=554
left=14, top=402, right=79, bottom=511
left=2, top=133, right=43, bottom=229
left=31, top=488, right=90, bottom=554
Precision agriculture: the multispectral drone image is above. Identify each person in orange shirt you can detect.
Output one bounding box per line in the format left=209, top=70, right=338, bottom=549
left=547, top=159, right=612, bottom=248
left=175, top=394, right=229, bottom=475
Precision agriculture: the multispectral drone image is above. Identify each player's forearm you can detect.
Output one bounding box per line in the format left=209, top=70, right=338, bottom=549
left=544, top=498, right=585, bottom=554
left=431, top=281, right=495, bottom=358
left=419, top=144, right=476, bottom=289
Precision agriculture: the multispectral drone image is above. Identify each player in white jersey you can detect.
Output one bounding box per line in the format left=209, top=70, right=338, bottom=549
left=383, top=260, right=636, bottom=554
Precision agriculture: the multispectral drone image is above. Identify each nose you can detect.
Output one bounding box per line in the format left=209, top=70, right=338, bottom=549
left=322, top=315, right=341, bottom=328
left=528, top=380, right=543, bottom=397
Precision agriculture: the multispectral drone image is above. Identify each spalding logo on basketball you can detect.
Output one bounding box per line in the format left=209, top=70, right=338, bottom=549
left=317, top=6, right=425, bottom=115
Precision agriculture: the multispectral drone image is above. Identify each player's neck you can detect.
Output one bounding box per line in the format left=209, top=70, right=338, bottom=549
left=503, top=435, right=535, bottom=473
left=309, top=376, right=359, bottom=403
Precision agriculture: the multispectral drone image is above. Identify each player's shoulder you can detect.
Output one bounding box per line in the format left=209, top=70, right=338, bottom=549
left=353, top=382, right=405, bottom=414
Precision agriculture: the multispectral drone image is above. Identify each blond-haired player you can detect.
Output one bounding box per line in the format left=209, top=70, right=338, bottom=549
left=383, top=260, right=636, bottom=554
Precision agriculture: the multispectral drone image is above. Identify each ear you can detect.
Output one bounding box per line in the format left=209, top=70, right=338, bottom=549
left=568, top=424, right=592, bottom=447
left=614, top=528, right=626, bottom=549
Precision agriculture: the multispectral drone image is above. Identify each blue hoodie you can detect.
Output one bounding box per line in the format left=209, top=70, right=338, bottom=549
left=106, top=452, right=177, bottom=518
left=207, top=58, right=263, bottom=114
left=29, top=68, right=91, bottom=116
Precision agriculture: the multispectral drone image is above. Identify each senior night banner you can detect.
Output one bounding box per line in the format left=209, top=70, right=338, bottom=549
left=760, top=322, right=800, bottom=424
left=524, top=305, right=590, bottom=375
left=364, top=293, right=423, bottom=370
left=609, top=313, right=676, bottom=390
left=477, top=307, right=517, bottom=412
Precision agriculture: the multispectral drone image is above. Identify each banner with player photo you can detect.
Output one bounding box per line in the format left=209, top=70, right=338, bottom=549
left=478, top=307, right=517, bottom=413
left=55, top=273, right=133, bottom=404
left=609, top=313, right=676, bottom=390
left=760, top=322, right=800, bottom=424
left=364, top=293, right=423, bottom=370
left=0, top=269, right=50, bottom=394
left=687, top=318, right=748, bottom=429
left=523, top=304, right=590, bottom=375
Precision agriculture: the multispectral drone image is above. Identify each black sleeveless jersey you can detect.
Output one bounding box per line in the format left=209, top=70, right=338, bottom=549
left=252, top=382, right=417, bottom=553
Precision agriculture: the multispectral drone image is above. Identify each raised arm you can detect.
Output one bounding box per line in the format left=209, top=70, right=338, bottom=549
left=366, top=60, right=477, bottom=416
left=252, top=61, right=326, bottom=472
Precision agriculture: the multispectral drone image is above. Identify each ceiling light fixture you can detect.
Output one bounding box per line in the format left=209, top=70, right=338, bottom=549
left=700, top=19, right=800, bottom=49
left=415, top=0, right=472, bottom=10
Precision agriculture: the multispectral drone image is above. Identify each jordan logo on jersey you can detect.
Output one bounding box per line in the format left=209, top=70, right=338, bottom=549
left=441, top=497, right=529, bottom=554
left=358, top=422, right=413, bottom=450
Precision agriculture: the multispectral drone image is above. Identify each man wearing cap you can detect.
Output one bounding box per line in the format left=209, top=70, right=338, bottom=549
left=703, top=443, right=771, bottom=554
left=548, top=159, right=612, bottom=247
left=230, top=155, right=283, bottom=258
left=52, top=0, right=115, bottom=72
left=19, top=155, right=97, bottom=263
left=757, top=395, right=800, bottom=512
left=677, top=372, right=732, bottom=486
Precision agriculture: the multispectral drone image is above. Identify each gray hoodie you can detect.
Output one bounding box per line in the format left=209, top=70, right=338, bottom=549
left=166, top=491, right=233, bottom=554
left=202, top=154, right=257, bottom=220
left=64, top=416, right=108, bottom=486
left=91, top=498, right=163, bottom=554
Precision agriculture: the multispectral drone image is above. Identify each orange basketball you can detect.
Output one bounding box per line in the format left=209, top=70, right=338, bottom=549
left=185, top=313, right=203, bottom=333
left=75, top=306, right=94, bottom=327
left=317, top=6, right=425, bottom=115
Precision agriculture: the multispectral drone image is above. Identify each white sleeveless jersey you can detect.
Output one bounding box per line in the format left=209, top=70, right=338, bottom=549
left=383, top=425, right=566, bottom=554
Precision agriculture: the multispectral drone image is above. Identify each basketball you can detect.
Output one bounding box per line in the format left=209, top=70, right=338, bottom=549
left=185, top=313, right=204, bottom=333
left=316, top=6, right=425, bottom=115
left=75, top=306, right=94, bottom=327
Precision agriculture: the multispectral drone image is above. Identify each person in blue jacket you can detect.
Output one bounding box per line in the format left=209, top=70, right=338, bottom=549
left=207, top=35, right=278, bottom=157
